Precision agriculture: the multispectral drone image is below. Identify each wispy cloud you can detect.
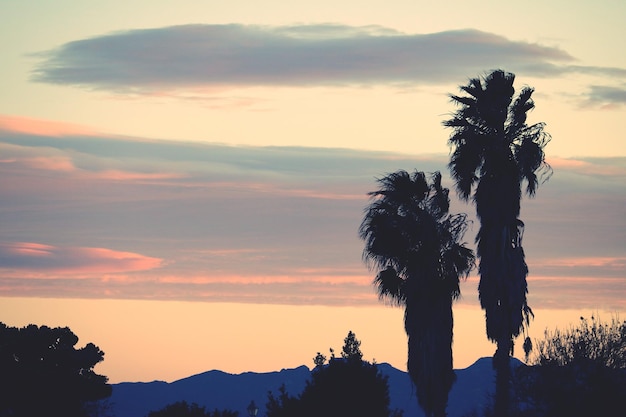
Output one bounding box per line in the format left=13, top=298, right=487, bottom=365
left=548, top=156, right=626, bottom=177
left=30, top=24, right=577, bottom=94
left=459, top=276, right=625, bottom=311
left=0, top=114, right=98, bottom=136
left=580, top=85, right=626, bottom=109
left=0, top=119, right=624, bottom=308
left=0, top=119, right=442, bottom=186
left=526, top=276, right=626, bottom=311
left=0, top=242, right=163, bottom=275
left=530, top=256, right=626, bottom=278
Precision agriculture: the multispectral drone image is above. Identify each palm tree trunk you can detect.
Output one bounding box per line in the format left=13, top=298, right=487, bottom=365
left=478, top=221, right=517, bottom=417
left=406, top=291, right=455, bottom=417
left=493, top=337, right=513, bottom=417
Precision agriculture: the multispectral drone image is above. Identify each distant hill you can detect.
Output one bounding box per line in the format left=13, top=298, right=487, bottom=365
left=107, top=357, right=523, bottom=417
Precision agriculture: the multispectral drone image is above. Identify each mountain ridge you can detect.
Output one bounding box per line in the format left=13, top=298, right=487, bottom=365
left=108, top=357, right=523, bottom=417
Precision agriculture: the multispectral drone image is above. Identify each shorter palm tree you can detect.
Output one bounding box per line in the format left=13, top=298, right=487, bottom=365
left=359, top=170, right=475, bottom=417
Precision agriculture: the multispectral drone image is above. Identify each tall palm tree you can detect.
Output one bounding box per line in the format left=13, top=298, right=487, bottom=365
left=359, top=170, right=474, bottom=417
left=443, top=69, right=551, bottom=416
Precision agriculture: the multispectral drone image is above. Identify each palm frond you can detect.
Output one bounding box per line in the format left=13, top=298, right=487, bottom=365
left=373, top=267, right=406, bottom=305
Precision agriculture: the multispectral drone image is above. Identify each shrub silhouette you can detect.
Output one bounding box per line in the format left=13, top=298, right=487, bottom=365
left=513, top=316, right=626, bottom=417
left=146, top=400, right=239, bottom=417
left=0, top=322, right=111, bottom=417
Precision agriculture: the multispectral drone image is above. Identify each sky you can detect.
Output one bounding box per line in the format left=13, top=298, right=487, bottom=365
left=1, top=1, right=625, bottom=384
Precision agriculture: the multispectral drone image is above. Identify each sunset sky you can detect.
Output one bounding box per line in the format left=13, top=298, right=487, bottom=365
left=1, top=1, right=625, bottom=384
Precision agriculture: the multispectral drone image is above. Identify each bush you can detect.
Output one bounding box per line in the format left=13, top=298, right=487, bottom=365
left=146, top=400, right=238, bottom=417
left=513, top=315, right=626, bottom=417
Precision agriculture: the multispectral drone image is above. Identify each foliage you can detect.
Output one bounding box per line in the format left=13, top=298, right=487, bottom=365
left=266, top=332, right=403, bottom=417
left=531, top=315, right=626, bottom=368
left=359, top=170, right=474, bottom=417
left=0, top=322, right=112, bottom=417
left=266, top=384, right=301, bottom=417
left=512, top=316, right=626, bottom=417
left=146, top=400, right=238, bottom=417
left=341, top=330, right=363, bottom=362
left=443, top=69, right=550, bottom=417
left=312, top=351, right=327, bottom=367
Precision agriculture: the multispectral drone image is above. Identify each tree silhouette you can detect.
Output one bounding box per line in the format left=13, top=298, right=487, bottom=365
left=313, top=351, right=327, bottom=367
left=341, top=330, right=363, bottom=362
left=359, top=170, right=475, bottom=417
left=266, top=331, right=402, bottom=417
left=0, top=322, right=112, bottom=417
left=443, top=69, right=551, bottom=416
left=266, top=384, right=300, bottom=417
left=146, top=400, right=239, bottom=417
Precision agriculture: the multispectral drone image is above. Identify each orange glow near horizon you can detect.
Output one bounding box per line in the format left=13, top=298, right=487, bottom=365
left=0, top=297, right=621, bottom=384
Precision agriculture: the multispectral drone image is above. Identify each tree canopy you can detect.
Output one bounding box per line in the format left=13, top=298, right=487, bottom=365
left=266, top=331, right=402, bottom=417
left=146, top=400, right=239, bottom=417
left=0, top=322, right=112, bottom=417
left=341, top=330, right=363, bottom=362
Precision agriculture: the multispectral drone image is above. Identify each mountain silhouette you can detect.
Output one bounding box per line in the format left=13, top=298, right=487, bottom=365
left=108, top=357, right=523, bottom=417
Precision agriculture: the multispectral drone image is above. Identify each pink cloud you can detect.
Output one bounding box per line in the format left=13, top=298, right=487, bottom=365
left=157, top=274, right=300, bottom=285
left=21, top=156, right=76, bottom=172
left=547, top=157, right=626, bottom=176
left=0, top=142, right=184, bottom=181
left=538, top=256, right=626, bottom=269
left=0, top=242, right=163, bottom=275
left=0, top=114, right=97, bottom=136
left=156, top=273, right=370, bottom=286
left=458, top=275, right=625, bottom=311
left=5, top=242, right=56, bottom=257
left=526, top=275, right=626, bottom=311
left=0, top=142, right=77, bottom=173
left=292, top=266, right=365, bottom=275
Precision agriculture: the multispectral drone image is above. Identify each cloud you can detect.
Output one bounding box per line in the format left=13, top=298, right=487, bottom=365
left=526, top=276, right=626, bottom=311
left=580, top=85, right=626, bottom=109
left=0, top=275, right=377, bottom=306
left=0, top=114, right=98, bottom=136
left=0, top=121, right=624, bottom=308
left=530, top=256, right=626, bottom=278
left=0, top=119, right=444, bottom=186
left=458, top=276, right=625, bottom=311
left=548, top=156, right=626, bottom=177
left=30, top=24, right=576, bottom=93
left=566, top=65, right=626, bottom=79
left=0, top=242, right=163, bottom=275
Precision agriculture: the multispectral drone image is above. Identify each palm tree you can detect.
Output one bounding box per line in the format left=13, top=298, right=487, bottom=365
left=443, top=69, right=551, bottom=416
left=359, top=170, right=475, bottom=417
